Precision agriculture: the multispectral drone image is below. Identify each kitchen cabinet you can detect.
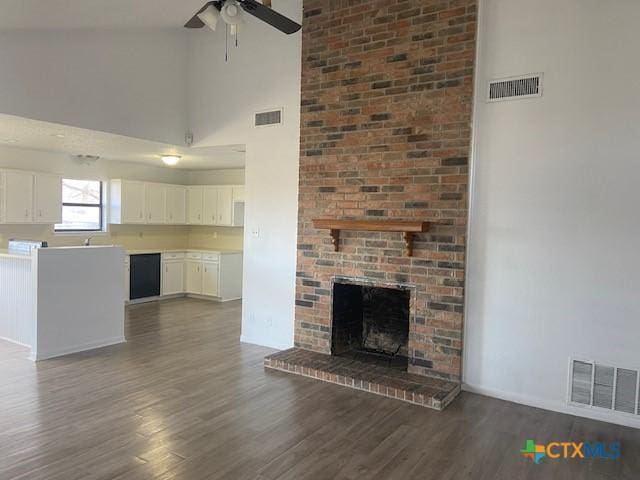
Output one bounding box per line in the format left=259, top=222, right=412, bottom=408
left=162, top=253, right=185, bottom=296
left=145, top=183, right=165, bottom=224
left=202, top=259, right=220, bottom=297
left=187, top=186, right=204, bottom=225
left=33, top=173, right=62, bottom=224
left=110, top=180, right=146, bottom=224
left=185, top=260, right=203, bottom=294
left=109, top=180, right=244, bottom=227
left=165, top=185, right=186, bottom=224
left=1, top=170, right=35, bottom=223
left=216, top=186, right=233, bottom=226
left=0, top=170, right=63, bottom=225
left=203, top=187, right=218, bottom=225
left=124, top=250, right=242, bottom=303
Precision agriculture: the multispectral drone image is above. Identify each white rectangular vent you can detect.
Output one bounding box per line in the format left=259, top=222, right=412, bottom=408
left=569, top=359, right=640, bottom=417
left=255, top=109, right=282, bottom=127
left=487, top=74, right=543, bottom=102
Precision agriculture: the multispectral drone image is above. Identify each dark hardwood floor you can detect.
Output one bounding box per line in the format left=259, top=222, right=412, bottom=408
left=0, top=298, right=639, bottom=479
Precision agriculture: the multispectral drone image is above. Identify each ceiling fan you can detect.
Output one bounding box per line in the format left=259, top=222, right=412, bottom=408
left=185, top=0, right=301, bottom=35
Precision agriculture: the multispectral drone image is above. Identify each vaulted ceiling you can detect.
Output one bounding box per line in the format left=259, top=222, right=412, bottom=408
left=0, top=0, right=205, bottom=30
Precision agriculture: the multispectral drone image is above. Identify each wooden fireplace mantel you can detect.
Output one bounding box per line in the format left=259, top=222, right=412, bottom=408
left=312, top=219, right=431, bottom=256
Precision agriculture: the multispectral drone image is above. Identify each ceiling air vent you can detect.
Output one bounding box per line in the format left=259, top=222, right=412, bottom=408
left=569, top=359, right=640, bottom=417
left=255, top=109, right=283, bottom=127
left=487, top=73, right=543, bottom=102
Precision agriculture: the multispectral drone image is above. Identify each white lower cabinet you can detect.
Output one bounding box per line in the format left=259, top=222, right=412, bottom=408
left=127, top=251, right=242, bottom=303
left=162, top=253, right=185, bottom=295
left=202, top=261, right=220, bottom=297
left=185, top=260, right=203, bottom=294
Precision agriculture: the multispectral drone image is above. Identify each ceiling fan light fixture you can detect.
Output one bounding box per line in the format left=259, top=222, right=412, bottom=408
left=161, top=155, right=181, bottom=166
left=198, top=4, right=220, bottom=31
left=221, top=1, right=243, bottom=27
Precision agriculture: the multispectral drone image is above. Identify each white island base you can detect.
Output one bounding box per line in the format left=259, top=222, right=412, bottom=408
left=0, top=246, right=126, bottom=361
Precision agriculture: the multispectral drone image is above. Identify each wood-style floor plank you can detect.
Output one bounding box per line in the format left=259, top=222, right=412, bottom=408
left=0, top=297, right=638, bottom=479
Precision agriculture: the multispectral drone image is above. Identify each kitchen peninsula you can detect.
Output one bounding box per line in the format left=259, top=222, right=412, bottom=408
left=0, top=246, right=125, bottom=361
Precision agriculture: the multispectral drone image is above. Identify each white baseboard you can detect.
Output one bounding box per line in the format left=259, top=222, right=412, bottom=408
left=240, top=334, right=293, bottom=352
left=463, top=383, right=640, bottom=429
left=29, top=336, right=127, bottom=362
left=0, top=335, right=31, bottom=349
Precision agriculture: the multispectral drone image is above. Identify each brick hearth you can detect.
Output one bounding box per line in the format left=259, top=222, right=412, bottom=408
left=265, top=349, right=460, bottom=410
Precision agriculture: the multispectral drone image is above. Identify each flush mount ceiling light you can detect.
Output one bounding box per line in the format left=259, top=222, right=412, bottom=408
left=197, top=4, right=221, bottom=31
left=161, top=155, right=181, bottom=166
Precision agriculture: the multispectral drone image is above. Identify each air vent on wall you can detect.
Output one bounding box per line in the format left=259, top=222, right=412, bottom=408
left=255, top=109, right=283, bottom=127
left=569, top=358, right=640, bottom=417
left=487, top=73, right=543, bottom=102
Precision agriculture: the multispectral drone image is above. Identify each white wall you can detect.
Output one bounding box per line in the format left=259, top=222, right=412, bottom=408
left=464, top=0, right=640, bottom=427
left=186, top=168, right=245, bottom=185
left=0, top=29, right=189, bottom=145
left=188, top=0, right=302, bottom=349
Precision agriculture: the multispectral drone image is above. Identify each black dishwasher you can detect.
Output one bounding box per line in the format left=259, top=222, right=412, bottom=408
left=130, top=253, right=161, bottom=300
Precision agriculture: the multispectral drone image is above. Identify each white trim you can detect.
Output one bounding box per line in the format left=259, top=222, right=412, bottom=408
left=29, top=336, right=126, bottom=362
left=461, top=0, right=485, bottom=386
left=463, top=382, right=640, bottom=430
left=0, top=335, right=31, bottom=348
left=240, top=334, right=292, bottom=352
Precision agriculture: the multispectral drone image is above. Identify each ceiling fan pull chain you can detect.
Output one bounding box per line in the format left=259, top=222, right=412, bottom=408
left=225, top=23, right=229, bottom=62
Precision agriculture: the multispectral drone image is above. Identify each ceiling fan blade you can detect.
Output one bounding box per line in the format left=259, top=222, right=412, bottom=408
left=185, top=2, right=216, bottom=28
left=238, top=0, right=301, bottom=34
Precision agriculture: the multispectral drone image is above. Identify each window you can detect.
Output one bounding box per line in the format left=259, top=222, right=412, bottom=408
left=55, top=179, right=104, bottom=232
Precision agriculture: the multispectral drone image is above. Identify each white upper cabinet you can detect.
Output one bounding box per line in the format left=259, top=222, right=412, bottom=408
left=33, top=173, right=62, bottom=224
left=1, top=171, right=35, bottom=223
left=165, top=185, right=186, bottom=225
left=0, top=170, right=63, bottom=225
left=145, top=183, right=165, bottom=224
left=216, top=186, right=233, bottom=226
left=203, top=187, right=218, bottom=225
left=110, top=180, right=146, bottom=224
left=109, top=180, right=244, bottom=227
left=187, top=186, right=204, bottom=225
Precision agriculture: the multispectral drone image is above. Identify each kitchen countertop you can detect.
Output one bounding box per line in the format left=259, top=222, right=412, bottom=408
left=126, top=248, right=243, bottom=256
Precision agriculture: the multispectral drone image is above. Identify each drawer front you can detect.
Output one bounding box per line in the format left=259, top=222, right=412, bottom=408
left=163, top=252, right=185, bottom=261
left=202, top=253, right=220, bottom=262
left=186, top=252, right=203, bottom=260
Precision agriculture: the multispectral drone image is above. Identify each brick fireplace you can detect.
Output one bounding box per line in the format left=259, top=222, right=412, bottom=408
left=265, top=0, right=477, bottom=409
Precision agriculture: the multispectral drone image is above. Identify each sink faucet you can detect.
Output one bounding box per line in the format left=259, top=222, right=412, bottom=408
left=84, top=237, right=93, bottom=246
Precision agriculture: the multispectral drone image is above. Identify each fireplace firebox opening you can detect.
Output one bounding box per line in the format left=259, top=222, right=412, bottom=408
left=331, top=280, right=411, bottom=370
